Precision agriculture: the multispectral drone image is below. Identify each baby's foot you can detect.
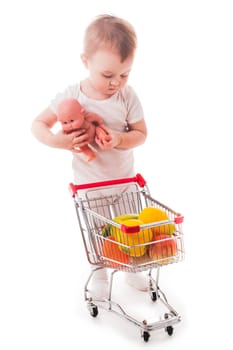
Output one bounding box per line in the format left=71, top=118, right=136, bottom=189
left=89, top=279, right=109, bottom=299
left=125, top=272, right=149, bottom=291
left=89, top=268, right=109, bottom=299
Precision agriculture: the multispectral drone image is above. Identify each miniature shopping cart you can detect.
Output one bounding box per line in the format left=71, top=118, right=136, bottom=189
left=69, top=174, right=185, bottom=342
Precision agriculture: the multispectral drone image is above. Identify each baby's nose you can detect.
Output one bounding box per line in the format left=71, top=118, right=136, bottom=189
left=110, top=79, right=120, bottom=86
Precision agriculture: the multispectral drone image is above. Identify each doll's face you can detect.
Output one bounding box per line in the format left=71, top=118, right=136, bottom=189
left=57, top=99, right=85, bottom=133
left=59, top=113, right=84, bottom=133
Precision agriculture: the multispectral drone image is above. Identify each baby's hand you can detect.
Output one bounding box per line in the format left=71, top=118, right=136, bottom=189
left=95, top=128, right=121, bottom=150
left=55, top=129, right=88, bottom=152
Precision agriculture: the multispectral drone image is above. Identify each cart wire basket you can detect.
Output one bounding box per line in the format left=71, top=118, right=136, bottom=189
left=69, top=173, right=185, bottom=342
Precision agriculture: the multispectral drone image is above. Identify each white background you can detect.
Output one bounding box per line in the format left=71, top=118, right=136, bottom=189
left=0, top=0, right=232, bottom=348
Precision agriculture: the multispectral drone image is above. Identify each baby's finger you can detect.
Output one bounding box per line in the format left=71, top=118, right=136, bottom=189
left=95, top=137, right=103, bottom=147
left=72, top=147, right=82, bottom=153
left=72, top=129, right=86, bottom=137
left=72, top=136, right=88, bottom=149
left=72, top=133, right=88, bottom=143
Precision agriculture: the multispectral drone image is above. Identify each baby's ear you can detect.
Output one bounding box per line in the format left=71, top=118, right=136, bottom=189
left=80, top=54, right=88, bottom=68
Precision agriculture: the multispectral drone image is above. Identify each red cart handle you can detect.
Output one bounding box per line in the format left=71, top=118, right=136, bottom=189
left=69, top=173, right=146, bottom=197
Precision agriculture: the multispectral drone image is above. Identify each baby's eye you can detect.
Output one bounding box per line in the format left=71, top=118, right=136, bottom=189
left=63, top=121, right=68, bottom=125
left=120, top=74, right=129, bottom=79
left=70, top=119, right=74, bottom=122
left=102, top=74, right=113, bottom=79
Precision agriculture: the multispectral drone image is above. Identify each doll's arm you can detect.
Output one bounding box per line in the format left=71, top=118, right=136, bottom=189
left=77, top=144, right=96, bottom=161
left=85, top=111, right=103, bottom=125
left=95, top=124, right=112, bottom=144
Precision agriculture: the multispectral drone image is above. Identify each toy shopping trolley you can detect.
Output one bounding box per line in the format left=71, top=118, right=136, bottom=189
left=69, top=174, right=185, bottom=342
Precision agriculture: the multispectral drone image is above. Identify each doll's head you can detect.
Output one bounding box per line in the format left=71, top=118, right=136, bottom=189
left=57, top=98, right=85, bottom=133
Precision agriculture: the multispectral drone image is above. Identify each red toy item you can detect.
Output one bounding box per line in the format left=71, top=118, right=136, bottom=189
left=57, top=98, right=111, bottom=161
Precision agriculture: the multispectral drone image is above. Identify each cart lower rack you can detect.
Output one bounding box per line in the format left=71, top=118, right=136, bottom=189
left=70, top=174, right=185, bottom=342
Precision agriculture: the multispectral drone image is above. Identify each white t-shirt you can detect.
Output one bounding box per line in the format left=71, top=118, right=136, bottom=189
left=50, top=83, right=144, bottom=186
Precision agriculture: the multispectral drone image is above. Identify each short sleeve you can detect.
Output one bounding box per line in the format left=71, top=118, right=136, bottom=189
left=50, top=83, right=81, bottom=115
left=122, top=85, right=144, bottom=124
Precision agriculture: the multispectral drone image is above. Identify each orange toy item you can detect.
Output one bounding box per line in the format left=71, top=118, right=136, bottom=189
left=148, top=234, right=177, bottom=265
left=57, top=98, right=111, bottom=161
left=139, top=207, right=175, bottom=236
left=102, top=236, right=130, bottom=268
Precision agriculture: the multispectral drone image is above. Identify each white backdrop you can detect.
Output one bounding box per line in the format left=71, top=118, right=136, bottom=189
left=1, top=1, right=232, bottom=349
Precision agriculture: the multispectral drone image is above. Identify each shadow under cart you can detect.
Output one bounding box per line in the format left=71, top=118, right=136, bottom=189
left=85, top=266, right=181, bottom=342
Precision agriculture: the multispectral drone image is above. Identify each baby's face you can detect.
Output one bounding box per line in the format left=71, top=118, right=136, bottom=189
left=82, top=49, right=134, bottom=99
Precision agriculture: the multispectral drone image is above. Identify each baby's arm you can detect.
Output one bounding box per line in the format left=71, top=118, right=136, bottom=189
left=31, top=107, right=89, bottom=152
left=116, top=119, right=147, bottom=149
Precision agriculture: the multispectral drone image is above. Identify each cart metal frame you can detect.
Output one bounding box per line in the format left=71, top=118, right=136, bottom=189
left=70, top=174, right=185, bottom=342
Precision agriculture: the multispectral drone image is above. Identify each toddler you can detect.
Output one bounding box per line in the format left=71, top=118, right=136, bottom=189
left=31, top=14, right=148, bottom=297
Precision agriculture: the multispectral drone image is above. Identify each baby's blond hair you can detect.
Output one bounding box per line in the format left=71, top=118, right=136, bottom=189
left=83, top=14, right=137, bottom=62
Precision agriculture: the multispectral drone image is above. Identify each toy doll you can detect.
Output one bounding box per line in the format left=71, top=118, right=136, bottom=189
left=57, top=98, right=111, bottom=161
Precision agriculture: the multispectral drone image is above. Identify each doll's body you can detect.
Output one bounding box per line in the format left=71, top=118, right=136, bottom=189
left=57, top=98, right=111, bottom=161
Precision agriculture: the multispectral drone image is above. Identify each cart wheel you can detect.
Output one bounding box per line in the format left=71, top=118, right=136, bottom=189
left=165, top=326, right=173, bottom=336
left=151, top=291, right=157, bottom=302
left=142, top=331, right=150, bottom=342
left=89, top=303, right=98, bottom=317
